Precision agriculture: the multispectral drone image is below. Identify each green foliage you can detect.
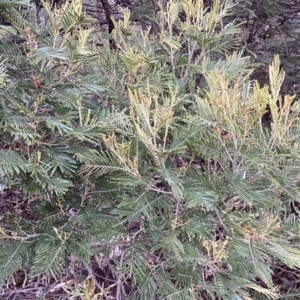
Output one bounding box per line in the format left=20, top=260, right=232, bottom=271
left=0, top=0, right=300, bottom=299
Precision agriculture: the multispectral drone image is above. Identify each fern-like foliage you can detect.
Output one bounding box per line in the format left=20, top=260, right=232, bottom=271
left=0, top=0, right=300, bottom=299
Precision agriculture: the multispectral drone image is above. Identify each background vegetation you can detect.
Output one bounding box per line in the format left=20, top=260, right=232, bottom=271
left=0, top=0, right=300, bottom=299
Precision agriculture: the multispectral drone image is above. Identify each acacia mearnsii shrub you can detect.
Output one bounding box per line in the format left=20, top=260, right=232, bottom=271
left=0, top=0, right=300, bottom=299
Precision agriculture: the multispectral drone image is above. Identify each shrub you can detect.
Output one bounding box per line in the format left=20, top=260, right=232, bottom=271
left=0, top=1, right=300, bottom=299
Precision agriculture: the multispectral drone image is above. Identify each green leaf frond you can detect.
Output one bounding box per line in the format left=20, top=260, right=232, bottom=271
left=75, top=148, right=127, bottom=177
left=0, top=150, right=27, bottom=188
left=0, top=0, right=30, bottom=8
left=0, top=241, right=26, bottom=282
